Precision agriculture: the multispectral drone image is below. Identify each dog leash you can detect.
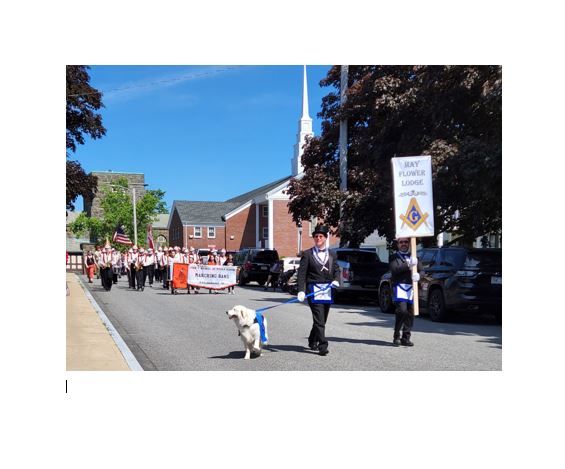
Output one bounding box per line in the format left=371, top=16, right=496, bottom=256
left=255, top=284, right=333, bottom=314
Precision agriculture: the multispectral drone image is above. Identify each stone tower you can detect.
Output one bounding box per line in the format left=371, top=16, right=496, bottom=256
left=83, top=171, right=146, bottom=218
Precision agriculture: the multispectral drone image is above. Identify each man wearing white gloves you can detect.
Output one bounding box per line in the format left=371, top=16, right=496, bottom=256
left=297, top=225, right=340, bottom=356
left=390, top=237, right=421, bottom=346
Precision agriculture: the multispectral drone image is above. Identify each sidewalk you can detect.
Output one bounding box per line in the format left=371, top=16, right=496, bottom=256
left=66, top=273, right=131, bottom=371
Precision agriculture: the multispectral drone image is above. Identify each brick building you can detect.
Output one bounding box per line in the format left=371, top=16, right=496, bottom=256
left=168, top=66, right=339, bottom=257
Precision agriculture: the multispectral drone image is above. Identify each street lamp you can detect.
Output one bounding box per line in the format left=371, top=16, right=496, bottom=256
left=109, top=182, right=148, bottom=246
left=132, top=183, right=149, bottom=246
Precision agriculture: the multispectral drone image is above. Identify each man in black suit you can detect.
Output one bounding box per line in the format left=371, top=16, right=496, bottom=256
left=297, top=225, right=340, bottom=356
left=390, top=237, right=420, bottom=346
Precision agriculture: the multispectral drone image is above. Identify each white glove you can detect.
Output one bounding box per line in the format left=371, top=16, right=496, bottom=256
left=297, top=291, right=306, bottom=302
left=331, top=280, right=339, bottom=288
left=407, top=257, right=418, bottom=267
left=412, top=273, right=420, bottom=282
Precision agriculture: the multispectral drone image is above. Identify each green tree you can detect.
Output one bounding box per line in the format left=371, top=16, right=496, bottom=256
left=68, top=177, right=167, bottom=250
left=287, top=65, right=502, bottom=247
left=66, top=65, right=106, bottom=210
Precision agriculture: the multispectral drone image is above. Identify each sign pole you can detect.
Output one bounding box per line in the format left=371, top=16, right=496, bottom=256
left=411, top=237, right=419, bottom=316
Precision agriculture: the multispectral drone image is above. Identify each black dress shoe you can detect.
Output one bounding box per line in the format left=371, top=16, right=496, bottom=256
left=401, top=339, right=414, bottom=347
left=393, top=339, right=402, bottom=347
left=319, top=349, right=329, bottom=356
left=308, top=342, right=319, bottom=351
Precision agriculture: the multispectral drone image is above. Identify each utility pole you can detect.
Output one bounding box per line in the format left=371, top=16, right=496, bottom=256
left=132, top=187, right=138, bottom=246
left=339, top=65, right=348, bottom=247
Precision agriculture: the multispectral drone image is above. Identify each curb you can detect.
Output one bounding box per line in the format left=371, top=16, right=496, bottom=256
left=75, top=275, right=144, bottom=371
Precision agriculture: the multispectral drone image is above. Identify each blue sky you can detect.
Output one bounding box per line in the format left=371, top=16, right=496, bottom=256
left=72, top=65, right=333, bottom=212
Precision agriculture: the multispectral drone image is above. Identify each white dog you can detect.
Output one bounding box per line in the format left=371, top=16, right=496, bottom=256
left=226, top=305, right=269, bottom=359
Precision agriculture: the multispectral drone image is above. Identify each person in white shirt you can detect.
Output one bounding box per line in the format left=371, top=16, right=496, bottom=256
left=218, top=248, right=227, bottom=267
left=128, top=246, right=139, bottom=289
left=161, top=247, right=170, bottom=289
left=98, top=244, right=114, bottom=291
left=144, top=247, right=155, bottom=287
left=170, top=246, right=183, bottom=294
left=111, top=248, right=121, bottom=284
left=155, top=246, right=164, bottom=283
left=136, top=247, right=146, bottom=291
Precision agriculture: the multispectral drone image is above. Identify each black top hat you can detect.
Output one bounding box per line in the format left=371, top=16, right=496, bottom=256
left=312, top=225, right=329, bottom=237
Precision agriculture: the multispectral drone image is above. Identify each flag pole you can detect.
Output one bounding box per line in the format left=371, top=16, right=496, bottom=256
left=411, top=237, right=419, bottom=316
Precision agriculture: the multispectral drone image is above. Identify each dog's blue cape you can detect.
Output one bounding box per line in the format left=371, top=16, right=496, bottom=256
left=255, top=312, right=268, bottom=343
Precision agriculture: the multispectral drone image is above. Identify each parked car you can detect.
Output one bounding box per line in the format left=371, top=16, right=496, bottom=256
left=378, top=247, right=502, bottom=322
left=330, top=248, right=389, bottom=299
left=282, top=256, right=301, bottom=272
left=233, top=248, right=280, bottom=286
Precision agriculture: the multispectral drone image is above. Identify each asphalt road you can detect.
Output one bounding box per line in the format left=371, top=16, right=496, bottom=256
left=81, top=275, right=502, bottom=371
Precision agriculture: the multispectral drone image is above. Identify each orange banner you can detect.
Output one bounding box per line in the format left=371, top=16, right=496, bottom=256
left=172, top=263, right=189, bottom=289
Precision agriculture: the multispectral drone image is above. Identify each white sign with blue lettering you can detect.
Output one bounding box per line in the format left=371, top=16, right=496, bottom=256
left=392, top=155, right=435, bottom=238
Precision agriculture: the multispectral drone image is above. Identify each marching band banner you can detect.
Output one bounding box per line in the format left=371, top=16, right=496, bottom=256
left=392, top=156, right=435, bottom=238
left=187, top=265, right=238, bottom=290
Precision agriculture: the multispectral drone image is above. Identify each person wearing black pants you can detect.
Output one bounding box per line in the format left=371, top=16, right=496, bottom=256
left=136, top=248, right=146, bottom=291
left=128, top=245, right=139, bottom=289
left=390, top=237, right=421, bottom=346
left=144, top=247, right=155, bottom=287
left=297, top=225, right=340, bottom=356
left=98, top=246, right=114, bottom=291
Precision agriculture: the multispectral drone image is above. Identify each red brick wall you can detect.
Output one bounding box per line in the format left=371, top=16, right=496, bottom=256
left=272, top=200, right=300, bottom=257
left=182, top=226, right=226, bottom=250
left=225, top=204, right=257, bottom=251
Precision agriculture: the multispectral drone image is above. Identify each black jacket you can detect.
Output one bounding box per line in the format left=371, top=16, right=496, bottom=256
left=297, top=247, right=340, bottom=293
left=390, top=251, right=421, bottom=285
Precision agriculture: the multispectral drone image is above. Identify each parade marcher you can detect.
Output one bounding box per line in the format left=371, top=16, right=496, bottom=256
left=207, top=253, right=217, bottom=294
left=390, top=237, right=421, bottom=347
left=144, top=247, right=155, bottom=288
left=188, top=249, right=200, bottom=294
left=98, top=244, right=114, bottom=291
left=111, top=248, right=120, bottom=284
left=224, top=253, right=236, bottom=295
left=297, top=225, right=340, bottom=356
left=120, top=251, right=128, bottom=276
left=128, top=245, right=139, bottom=289
left=161, top=247, right=171, bottom=289
left=155, top=246, right=163, bottom=283
left=264, top=259, right=283, bottom=292
left=94, top=246, right=102, bottom=279
left=136, top=247, right=146, bottom=291
left=125, top=248, right=134, bottom=288
left=84, top=251, right=96, bottom=283
left=218, top=249, right=227, bottom=267
left=169, top=247, right=182, bottom=294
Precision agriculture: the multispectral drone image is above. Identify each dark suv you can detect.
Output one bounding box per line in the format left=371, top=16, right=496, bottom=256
left=378, top=247, right=502, bottom=322
left=330, top=248, right=389, bottom=299
left=234, top=248, right=279, bottom=286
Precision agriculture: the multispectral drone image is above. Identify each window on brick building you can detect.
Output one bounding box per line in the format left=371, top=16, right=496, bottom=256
left=194, top=226, right=202, bottom=238
left=208, top=227, right=216, bottom=238
left=262, top=206, right=268, bottom=217
left=263, top=227, right=268, bottom=239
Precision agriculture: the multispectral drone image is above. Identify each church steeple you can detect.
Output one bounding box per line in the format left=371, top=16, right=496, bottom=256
left=292, top=65, right=314, bottom=176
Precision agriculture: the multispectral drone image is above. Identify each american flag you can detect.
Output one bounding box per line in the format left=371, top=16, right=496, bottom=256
left=113, top=225, right=133, bottom=245
left=147, top=224, right=154, bottom=250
